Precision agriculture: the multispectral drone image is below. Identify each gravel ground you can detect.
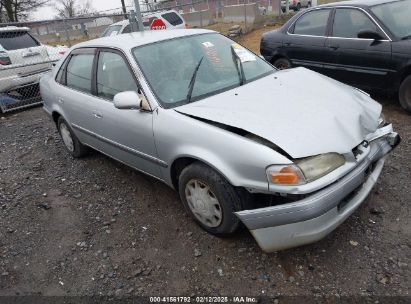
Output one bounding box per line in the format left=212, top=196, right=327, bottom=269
left=0, top=96, right=410, bottom=299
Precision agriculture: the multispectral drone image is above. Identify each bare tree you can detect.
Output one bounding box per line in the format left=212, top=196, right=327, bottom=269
left=54, top=0, right=95, bottom=18
left=0, top=1, right=4, bottom=22
left=0, top=0, right=49, bottom=22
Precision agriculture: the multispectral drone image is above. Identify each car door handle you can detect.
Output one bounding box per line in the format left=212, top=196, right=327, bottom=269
left=58, top=97, right=64, bottom=104
left=92, top=111, right=103, bottom=118
left=329, top=45, right=339, bottom=50
left=285, top=42, right=291, bottom=46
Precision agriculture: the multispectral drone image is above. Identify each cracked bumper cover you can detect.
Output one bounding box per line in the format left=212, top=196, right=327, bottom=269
left=235, top=131, right=400, bottom=252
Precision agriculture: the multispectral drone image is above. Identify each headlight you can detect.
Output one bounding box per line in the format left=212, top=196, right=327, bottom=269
left=378, top=113, right=386, bottom=128
left=297, top=153, right=345, bottom=182
left=267, top=153, right=345, bottom=185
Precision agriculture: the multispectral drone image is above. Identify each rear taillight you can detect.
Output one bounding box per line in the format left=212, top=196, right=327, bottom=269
left=0, top=52, right=11, bottom=65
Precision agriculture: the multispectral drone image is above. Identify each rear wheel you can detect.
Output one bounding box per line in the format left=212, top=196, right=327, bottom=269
left=57, top=117, right=88, bottom=157
left=399, top=75, right=411, bottom=113
left=178, top=162, right=242, bottom=235
left=273, top=57, right=292, bottom=70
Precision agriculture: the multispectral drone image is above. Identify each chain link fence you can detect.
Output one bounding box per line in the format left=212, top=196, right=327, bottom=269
left=0, top=0, right=293, bottom=113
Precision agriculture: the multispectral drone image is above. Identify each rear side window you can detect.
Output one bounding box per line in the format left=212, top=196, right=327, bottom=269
left=0, top=31, right=40, bottom=50
left=293, top=9, right=331, bottom=36
left=96, top=51, right=138, bottom=100
left=161, top=12, right=183, bottom=26
left=66, top=53, right=94, bottom=94
left=332, top=8, right=378, bottom=38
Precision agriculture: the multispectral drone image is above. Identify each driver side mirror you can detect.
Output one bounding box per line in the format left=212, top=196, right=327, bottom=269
left=113, top=91, right=150, bottom=110
left=357, top=29, right=384, bottom=40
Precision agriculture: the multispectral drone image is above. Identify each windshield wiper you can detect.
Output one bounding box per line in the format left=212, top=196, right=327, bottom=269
left=186, top=56, right=204, bottom=104
left=230, top=45, right=246, bottom=86
left=401, top=34, right=411, bottom=40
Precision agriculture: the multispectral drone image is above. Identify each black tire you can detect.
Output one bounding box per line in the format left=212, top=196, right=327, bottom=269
left=178, top=162, right=243, bottom=235
left=273, top=57, right=292, bottom=70
left=399, top=75, right=411, bottom=113
left=57, top=117, right=88, bottom=158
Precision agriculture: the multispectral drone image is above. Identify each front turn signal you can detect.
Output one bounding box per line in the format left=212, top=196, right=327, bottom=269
left=267, top=165, right=305, bottom=185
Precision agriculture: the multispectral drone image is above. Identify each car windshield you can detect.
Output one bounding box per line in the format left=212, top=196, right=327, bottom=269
left=371, top=0, right=411, bottom=39
left=101, top=25, right=122, bottom=37
left=132, top=33, right=274, bottom=108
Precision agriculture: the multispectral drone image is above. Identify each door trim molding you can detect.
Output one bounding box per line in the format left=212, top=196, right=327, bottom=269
left=291, top=59, right=394, bottom=75
left=71, top=123, right=168, bottom=168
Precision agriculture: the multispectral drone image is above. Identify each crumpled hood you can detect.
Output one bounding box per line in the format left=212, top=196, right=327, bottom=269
left=175, top=67, right=382, bottom=159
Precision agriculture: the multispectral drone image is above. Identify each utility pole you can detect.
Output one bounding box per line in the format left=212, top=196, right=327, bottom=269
left=120, top=0, right=127, bottom=14
left=133, top=0, right=144, bottom=31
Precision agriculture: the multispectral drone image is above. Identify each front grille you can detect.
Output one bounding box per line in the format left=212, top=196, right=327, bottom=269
left=337, top=160, right=377, bottom=212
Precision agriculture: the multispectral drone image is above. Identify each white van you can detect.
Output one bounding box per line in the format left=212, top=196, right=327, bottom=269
left=101, top=10, right=186, bottom=37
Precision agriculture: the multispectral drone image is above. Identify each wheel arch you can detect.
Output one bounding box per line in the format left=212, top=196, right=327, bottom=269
left=52, top=111, right=62, bottom=125
left=399, top=65, right=411, bottom=85
left=270, top=54, right=291, bottom=65
left=170, top=156, right=234, bottom=192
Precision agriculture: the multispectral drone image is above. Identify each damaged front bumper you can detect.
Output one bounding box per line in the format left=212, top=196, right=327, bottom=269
left=236, top=129, right=400, bottom=252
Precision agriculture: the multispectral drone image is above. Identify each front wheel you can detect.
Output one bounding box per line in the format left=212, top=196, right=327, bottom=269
left=399, top=75, right=411, bottom=113
left=178, top=162, right=243, bottom=235
left=273, top=57, right=292, bottom=70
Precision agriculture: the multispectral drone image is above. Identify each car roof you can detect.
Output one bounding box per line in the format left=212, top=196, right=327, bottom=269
left=319, top=0, right=402, bottom=7
left=0, top=26, right=30, bottom=32
left=74, top=29, right=215, bottom=50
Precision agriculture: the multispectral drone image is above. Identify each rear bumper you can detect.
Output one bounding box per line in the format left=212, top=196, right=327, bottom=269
left=236, top=132, right=400, bottom=252
left=0, top=70, right=51, bottom=93
left=0, top=62, right=53, bottom=92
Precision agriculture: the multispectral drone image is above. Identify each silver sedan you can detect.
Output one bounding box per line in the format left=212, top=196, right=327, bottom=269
left=40, top=29, right=400, bottom=252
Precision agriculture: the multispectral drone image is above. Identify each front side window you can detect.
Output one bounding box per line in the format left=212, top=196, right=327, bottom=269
left=293, top=9, right=331, bottom=36
left=332, top=8, right=378, bottom=38
left=132, top=33, right=274, bottom=108
left=96, top=51, right=138, bottom=100
left=66, top=53, right=94, bottom=93
left=0, top=31, right=39, bottom=50
left=371, top=0, right=411, bottom=39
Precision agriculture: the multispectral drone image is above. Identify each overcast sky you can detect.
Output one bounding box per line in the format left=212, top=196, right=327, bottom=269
left=31, top=0, right=136, bottom=21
